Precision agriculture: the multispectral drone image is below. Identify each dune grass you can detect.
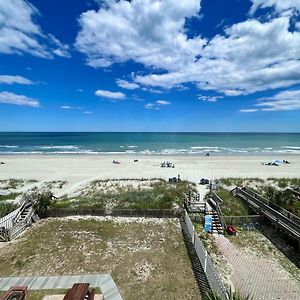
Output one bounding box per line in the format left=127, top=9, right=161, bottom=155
left=216, top=177, right=264, bottom=187
left=54, top=179, right=197, bottom=210
left=216, top=187, right=252, bottom=216
left=0, top=192, right=20, bottom=201
left=0, top=202, right=18, bottom=218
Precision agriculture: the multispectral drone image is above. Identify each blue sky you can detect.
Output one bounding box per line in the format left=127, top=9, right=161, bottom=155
left=0, top=0, right=300, bottom=132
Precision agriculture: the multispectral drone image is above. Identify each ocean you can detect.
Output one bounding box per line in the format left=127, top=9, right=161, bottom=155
left=0, top=132, right=299, bottom=155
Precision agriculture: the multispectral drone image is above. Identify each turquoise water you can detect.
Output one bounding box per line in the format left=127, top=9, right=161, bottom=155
left=0, top=132, right=299, bottom=155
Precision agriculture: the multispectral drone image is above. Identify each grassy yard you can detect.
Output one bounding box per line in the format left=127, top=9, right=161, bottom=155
left=0, top=217, right=200, bottom=300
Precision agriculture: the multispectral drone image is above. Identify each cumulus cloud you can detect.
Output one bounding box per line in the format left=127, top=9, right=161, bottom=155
left=75, top=0, right=300, bottom=97
left=0, top=75, right=34, bottom=85
left=250, top=0, right=300, bottom=14
left=136, top=16, right=300, bottom=95
left=0, top=0, right=70, bottom=58
left=240, top=89, right=300, bottom=112
left=0, top=91, right=39, bottom=107
left=95, top=89, right=126, bottom=100
left=116, top=79, right=139, bottom=90
left=256, top=89, right=300, bottom=111
left=76, top=0, right=204, bottom=70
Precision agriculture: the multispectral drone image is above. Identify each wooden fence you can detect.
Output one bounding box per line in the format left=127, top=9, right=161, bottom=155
left=223, top=215, right=262, bottom=226
left=46, top=208, right=180, bottom=218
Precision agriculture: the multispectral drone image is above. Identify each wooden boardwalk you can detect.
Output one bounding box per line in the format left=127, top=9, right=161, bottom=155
left=233, top=187, right=300, bottom=247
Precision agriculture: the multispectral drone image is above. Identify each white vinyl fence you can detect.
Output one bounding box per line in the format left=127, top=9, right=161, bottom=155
left=183, top=210, right=228, bottom=300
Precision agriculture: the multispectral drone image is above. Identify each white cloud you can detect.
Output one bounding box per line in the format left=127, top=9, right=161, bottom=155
left=0, top=75, right=34, bottom=85
left=256, top=89, right=300, bottom=111
left=145, top=100, right=171, bottom=110
left=0, top=91, right=39, bottom=107
left=95, top=89, right=126, bottom=100
left=156, top=100, right=171, bottom=105
left=60, top=105, right=82, bottom=110
left=250, top=0, right=300, bottom=14
left=240, top=89, right=300, bottom=112
left=48, top=34, right=70, bottom=58
left=76, top=0, right=204, bottom=70
left=75, top=0, right=300, bottom=97
left=145, top=103, right=160, bottom=110
left=83, top=111, right=94, bottom=114
left=116, top=79, right=139, bottom=90
left=240, top=108, right=258, bottom=113
left=137, top=16, right=300, bottom=95
left=0, top=0, right=70, bottom=58
left=198, top=95, right=223, bottom=102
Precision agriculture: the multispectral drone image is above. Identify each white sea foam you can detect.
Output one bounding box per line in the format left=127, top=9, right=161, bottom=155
left=37, top=145, right=79, bottom=149
left=0, top=145, right=19, bottom=148
left=125, top=150, right=136, bottom=154
left=281, top=146, right=300, bottom=150
left=190, top=146, right=220, bottom=150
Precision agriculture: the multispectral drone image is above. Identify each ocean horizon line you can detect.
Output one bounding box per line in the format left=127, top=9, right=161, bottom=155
left=1, top=131, right=300, bottom=134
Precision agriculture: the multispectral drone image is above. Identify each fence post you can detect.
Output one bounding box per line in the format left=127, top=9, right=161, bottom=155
left=204, top=250, right=208, bottom=273
left=192, top=226, right=195, bottom=244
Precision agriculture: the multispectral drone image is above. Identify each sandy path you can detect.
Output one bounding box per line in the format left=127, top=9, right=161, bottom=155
left=215, top=235, right=300, bottom=300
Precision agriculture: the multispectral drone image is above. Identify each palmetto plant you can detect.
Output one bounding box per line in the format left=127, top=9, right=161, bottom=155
left=33, top=192, right=53, bottom=218
left=206, top=288, right=253, bottom=300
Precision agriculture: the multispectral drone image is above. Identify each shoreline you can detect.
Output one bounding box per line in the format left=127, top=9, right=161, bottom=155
left=1, top=153, right=300, bottom=157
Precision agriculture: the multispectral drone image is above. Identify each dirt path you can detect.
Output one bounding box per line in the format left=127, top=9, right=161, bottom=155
left=214, top=235, right=300, bottom=300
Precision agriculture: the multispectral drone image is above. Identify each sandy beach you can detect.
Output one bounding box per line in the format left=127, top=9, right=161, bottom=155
left=0, top=154, right=299, bottom=196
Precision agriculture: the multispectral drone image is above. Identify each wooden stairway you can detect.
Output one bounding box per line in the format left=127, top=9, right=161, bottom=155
left=0, top=194, right=39, bottom=241
left=209, top=210, right=224, bottom=235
